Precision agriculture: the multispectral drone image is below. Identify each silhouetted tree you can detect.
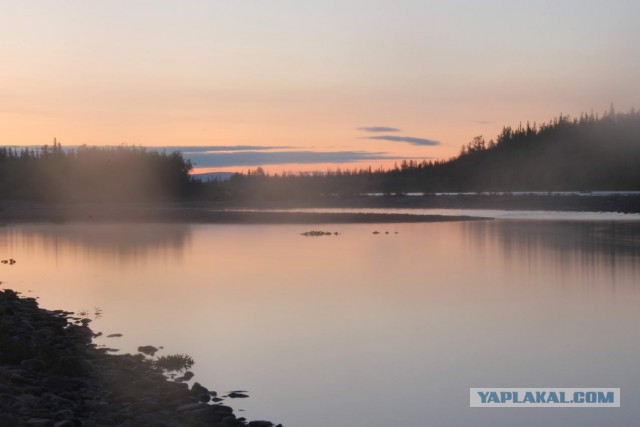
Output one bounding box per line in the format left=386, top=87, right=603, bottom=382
left=0, top=143, right=194, bottom=202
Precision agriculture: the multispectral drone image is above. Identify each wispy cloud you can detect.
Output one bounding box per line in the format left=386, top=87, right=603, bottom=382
left=1, top=144, right=430, bottom=169
left=358, top=126, right=401, bottom=132
left=151, top=145, right=293, bottom=153
left=187, top=150, right=422, bottom=168
left=0, top=145, right=292, bottom=153
left=365, top=135, right=440, bottom=146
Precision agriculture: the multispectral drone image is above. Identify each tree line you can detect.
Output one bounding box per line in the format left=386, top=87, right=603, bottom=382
left=0, top=142, right=193, bottom=202
left=1, top=107, right=639, bottom=202
left=200, top=107, right=640, bottom=200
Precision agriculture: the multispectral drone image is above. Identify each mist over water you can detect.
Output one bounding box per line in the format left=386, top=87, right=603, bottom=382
left=1, top=220, right=639, bottom=427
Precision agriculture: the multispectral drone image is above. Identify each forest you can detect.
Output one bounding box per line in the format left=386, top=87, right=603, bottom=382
left=0, top=142, right=193, bottom=202
left=1, top=108, right=639, bottom=202
left=202, top=107, right=640, bottom=200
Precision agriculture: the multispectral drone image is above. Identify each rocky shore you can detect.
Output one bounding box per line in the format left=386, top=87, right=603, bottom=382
left=0, top=289, right=279, bottom=427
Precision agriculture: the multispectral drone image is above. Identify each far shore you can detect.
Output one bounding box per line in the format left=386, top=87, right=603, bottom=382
left=0, top=201, right=491, bottom=224
left=209, top=193, right=640, bottom=213
left=3, top=192, right=640, bottom=224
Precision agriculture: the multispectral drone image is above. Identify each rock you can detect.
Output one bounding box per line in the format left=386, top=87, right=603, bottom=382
left=0, top=414, right=21, bottom=427
left=221, top=415, right=239, bottom=426
left=228, top=392, right=249, bottom=398
left=174, top=371, right=194, bottom=382
left=191, top=405, right=224, bottom=424
left=25, top=419, right=53, bottom=427
left=248, top=421, right=274, bottom=427
left=214, top=405, right=234, bottom=414
left=191, top=382, right=209, bottom=395
left=300, top=230, right=334, bottom=237
left=133, top=413, right=165, bottom=425
left=42, top=376, right=74, bottom=392
left=137, top=345, right=159, bottom=356
left=176, top=402, right=203, bottom=412
left=0, top=289, right=279, bottom=427
left=21, top=358, right=48, bottom=373
left=54, top=409, right=74, bottom=420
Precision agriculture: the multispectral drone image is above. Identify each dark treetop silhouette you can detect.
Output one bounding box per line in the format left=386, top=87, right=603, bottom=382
left=1, top=108, right=639, bottom=203
left=199, top=108, right=640, bottom=201
left=0, top=142, right=193, bottom=202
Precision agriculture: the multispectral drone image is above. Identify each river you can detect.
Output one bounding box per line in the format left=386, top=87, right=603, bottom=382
left=1, top=216, right=639, bottom=426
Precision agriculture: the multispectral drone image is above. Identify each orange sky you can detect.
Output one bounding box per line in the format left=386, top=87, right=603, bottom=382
left=1, top=1, right=639, bottom=174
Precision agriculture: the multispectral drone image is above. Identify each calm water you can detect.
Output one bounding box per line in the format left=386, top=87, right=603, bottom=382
left=239, top=206, right=640, bottom=220
left=1, top=219, right=639, bottom=427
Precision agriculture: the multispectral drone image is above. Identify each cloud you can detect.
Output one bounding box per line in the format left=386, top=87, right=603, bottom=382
left=149, top=145, right=293, bottom=153
left=0, top=145, right=292, bottom=153
left=359, top=126, right=401, bottom=132
left=365, top=135, right=440, bottom=146
left=186, top=150, right=422, bottom=168
left=1, top=144, right=431, bottom=169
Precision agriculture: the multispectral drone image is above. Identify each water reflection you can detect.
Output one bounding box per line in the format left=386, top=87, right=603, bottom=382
left=463, top=220, right=640, bottom=285
left=0, top=223, right=190, bottom=266
left=0, top=221, right=639, bottom=427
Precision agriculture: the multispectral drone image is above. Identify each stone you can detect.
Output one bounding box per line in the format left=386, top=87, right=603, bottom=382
left=0, top=414, right=21, bottom=427
left=300, top=230, right=334, bottom=237
left=191, top=405, right=223, bottom=424
left=222, top=416, right=239, bottom=426
left=0, top=289, right=279, bottom=427
left=54, top=409, right=74, bottom=420
left=174, top=371, right=194, bottom=382
left=137, top=345, right=159, bottom=356
left=21, top=358, right=48, bottom=373
left=41, top=376, right=73, bottom=392
left=228, top=392, right=249, bottom=398
left=176, top=402, right=203, bottom=412
left=25, top=419, right=53, bottom=427
left=191, top=382, right=209, bottom=395
left=213, top=404, right=234, bottom=414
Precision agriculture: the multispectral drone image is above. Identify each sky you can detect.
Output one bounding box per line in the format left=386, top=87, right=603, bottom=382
left=1, top=0, right=639, bottom=173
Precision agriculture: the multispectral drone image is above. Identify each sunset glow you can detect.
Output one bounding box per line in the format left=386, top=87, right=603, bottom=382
left=1, top=1, right=639, bottom=173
